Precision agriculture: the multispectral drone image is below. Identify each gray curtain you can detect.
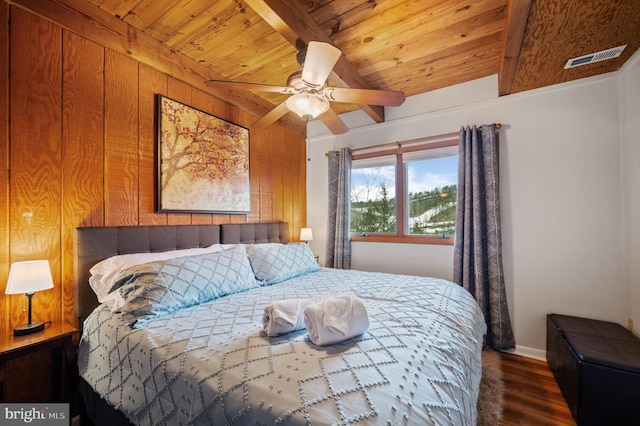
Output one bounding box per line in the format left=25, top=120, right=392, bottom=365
left=326, top=148, right=352, bottom=269
left=453, top=124, right=515, bottom=351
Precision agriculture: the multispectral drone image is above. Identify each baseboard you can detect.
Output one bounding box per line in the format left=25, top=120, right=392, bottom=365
left=498, top=345, right=547, bottom=361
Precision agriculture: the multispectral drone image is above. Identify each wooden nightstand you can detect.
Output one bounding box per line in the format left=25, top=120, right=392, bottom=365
left=0, top=323, right=78, bottom=406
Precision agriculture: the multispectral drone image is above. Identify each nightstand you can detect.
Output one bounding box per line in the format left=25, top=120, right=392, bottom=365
left=0, top=323, right=78, bottom=405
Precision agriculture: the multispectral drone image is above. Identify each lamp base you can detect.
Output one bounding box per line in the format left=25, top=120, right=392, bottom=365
left=13, top=321, right=45, bottom=336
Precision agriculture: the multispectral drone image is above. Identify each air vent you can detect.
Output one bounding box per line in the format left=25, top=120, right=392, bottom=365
left=564, top=45, right=627, bottom=69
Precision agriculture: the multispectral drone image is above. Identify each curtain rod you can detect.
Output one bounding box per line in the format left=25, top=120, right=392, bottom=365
left=324, top=123, right=502, bottom=157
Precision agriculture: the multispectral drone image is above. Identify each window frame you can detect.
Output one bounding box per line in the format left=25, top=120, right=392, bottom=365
left=350, top=138, right=458, bottom=245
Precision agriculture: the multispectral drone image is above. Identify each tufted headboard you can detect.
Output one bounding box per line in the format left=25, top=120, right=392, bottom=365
left=74, top=222, right=289, bottom=323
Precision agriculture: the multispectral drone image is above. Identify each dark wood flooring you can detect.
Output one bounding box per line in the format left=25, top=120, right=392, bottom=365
left=499, top=352, right=576, bottom=425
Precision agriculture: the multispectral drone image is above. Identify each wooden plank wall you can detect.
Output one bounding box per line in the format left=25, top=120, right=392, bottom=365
left=0, top=5, right=307, bottom=334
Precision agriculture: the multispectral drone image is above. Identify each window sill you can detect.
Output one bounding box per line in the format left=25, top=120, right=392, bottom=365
left=350, top=234, right=454, bottom=246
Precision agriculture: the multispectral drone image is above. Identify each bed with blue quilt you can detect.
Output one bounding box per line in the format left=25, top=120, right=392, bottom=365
left=74, top=223, right=486, bottom=425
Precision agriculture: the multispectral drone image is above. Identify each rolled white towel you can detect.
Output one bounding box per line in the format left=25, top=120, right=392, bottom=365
left=304, top=293, right=369, bottom=346
left=262, top=298, right=313, bottom=336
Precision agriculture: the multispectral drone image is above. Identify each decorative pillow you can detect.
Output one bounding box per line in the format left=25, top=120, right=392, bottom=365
left=89, top=245, right=225, bottom=304
left=247, top=243, right=319, bottom=286
left=111, top=245, right=258, bottom=326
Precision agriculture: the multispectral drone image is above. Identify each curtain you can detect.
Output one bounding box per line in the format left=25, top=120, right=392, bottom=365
left=453, top=124, right=515, bottom=351
left=326, top=148, right=352, bottom=269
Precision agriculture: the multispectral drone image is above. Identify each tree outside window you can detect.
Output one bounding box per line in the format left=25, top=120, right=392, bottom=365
left=350, top=141, right=458, bottom=244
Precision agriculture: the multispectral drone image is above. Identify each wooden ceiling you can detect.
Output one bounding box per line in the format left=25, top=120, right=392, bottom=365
left=11, top=0, right=640, bottom=135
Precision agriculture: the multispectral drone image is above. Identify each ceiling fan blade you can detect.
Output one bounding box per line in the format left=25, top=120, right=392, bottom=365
left=319, top=108, right=349, bottom=135
left=205, top=80, right=295, bottom=94
left=323, top=87, right=406, bottom=106
left=252, top=101, right=290, bottom=129
left=301, top=41, right=342, bottom=88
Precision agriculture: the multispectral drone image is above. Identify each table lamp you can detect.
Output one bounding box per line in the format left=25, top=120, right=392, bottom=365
left=300, top=228, right=313, bottom=243
left=5, top=260, right=54, bottom=336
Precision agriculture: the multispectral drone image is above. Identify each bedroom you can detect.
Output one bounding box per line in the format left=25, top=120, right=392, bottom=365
left=0, top=0, right=639, bottom=424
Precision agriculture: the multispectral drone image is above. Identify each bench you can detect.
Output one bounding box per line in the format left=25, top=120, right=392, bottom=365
left=546, top=314, right=640, bottom=425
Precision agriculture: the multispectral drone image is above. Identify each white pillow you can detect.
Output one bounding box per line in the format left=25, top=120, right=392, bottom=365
left=89, top=244, right=225, bottom=306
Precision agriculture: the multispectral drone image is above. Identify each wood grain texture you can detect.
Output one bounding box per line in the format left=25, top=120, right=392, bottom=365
left=5, top=347, right=55, bottom=402
left=138, top=63, right=169, bottom=226
left=511, top=0, right=640, bottom=94
left=104, top=49, right=139, bottom=226
left=0, top=2, right=9, bottom=336
left=498, top=0, right=533, bottom=95
left=9, top=9, right=63, bottom=328
left=500, top=352, right=576, bottom=425
left=1, top=4, right=307, bottom=335
left=8, top=0, right=305, bottom=136
left=271, top=126, right=285, bottom=223
left=257, top=129, right=273, bottom=222
left=10, top=0, right=639, bottom=135
left=61, top=32, right=105, bottom=326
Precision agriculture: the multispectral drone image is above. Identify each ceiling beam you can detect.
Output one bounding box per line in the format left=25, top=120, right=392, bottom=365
left=7, top=0, right=306, bottom=135
left=244, top=0, right=385, bottom=123
left=498, top=0, right=532, bottom=96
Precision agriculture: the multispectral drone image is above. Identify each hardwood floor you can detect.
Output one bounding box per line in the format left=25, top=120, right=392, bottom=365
left=499, top=352, right=576, bottom=425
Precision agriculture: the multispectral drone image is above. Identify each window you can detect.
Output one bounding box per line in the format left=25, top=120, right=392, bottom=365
left=350, top=139, right=458, bottom=244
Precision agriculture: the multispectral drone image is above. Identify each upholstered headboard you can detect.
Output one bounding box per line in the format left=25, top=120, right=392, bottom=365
left=74, top=222, right=289, bottom=323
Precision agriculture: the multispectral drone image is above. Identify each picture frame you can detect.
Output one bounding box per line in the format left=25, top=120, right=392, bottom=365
left=156, top=94, right=250, bottom=214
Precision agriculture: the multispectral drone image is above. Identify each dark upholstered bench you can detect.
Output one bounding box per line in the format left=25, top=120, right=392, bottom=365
left=546, top=314, right=640, bottom=425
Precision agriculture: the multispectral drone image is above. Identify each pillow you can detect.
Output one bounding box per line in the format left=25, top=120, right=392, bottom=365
left=247, top=243, right=319, bottom=286
left=89, top=245, right=225, bottom=304
left=111, top=245, right=258, bottom=326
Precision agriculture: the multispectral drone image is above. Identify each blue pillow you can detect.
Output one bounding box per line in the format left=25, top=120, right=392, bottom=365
left=247, top=243, right=320, bottom=285
left=112, top=245, right=258, bottom=326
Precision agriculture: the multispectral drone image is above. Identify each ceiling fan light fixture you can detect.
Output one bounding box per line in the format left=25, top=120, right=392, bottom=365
left=286, top=92, right=330, bottom=121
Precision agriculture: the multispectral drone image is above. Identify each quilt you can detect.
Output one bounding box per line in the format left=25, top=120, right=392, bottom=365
left=78, top=268, right=486, bottom=425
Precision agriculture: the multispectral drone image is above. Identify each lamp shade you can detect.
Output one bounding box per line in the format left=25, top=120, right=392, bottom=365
left=6, top=260, right=54, bottom=295
left=286, top=93, right=330, bottom=120
left=300, top=228, right=313, bottom=242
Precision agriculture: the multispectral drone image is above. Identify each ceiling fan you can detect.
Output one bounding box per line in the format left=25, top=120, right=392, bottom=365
left=205, top=41, right=406, bottom=135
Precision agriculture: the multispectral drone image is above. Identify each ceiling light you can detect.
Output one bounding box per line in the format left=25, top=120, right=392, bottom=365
left=286, top=92, right=330, bottom=121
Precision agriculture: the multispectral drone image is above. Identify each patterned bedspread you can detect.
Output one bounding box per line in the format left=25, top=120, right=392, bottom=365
left=78, top=268, right=486, bottom=425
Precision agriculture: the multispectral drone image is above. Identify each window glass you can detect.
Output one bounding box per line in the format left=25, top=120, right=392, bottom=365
left=349, top=142, right=458, bottom=243
left=350, top=155, right=396, bottom=234
left=405, top=147, right=457, bottom=237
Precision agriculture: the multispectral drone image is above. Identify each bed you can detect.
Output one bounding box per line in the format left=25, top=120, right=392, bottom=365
left=75, top=223, right=486, bottom=425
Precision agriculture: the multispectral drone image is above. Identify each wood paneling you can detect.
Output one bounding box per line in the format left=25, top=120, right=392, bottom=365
left=104, top=50, right=139, bottom=226
left=61, top=32, right=105, bottom=326
left=0, top=2, right=9, bottom=335
left=510, top=0, right=640, bottom=94
left=8, top=0, right=640, bottom=136
left=498, top=0, right=533, bottom=96
left=138, top=63, right=168, bottom=226
left=8, top=0, right=305, bottom=135
left=9, top=9, right=63, bottom=331
left=1, top=4, right=307, bottom=332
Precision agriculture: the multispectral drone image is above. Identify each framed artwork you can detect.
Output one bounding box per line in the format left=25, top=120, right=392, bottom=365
left=156, top=94, right=250, bottom=213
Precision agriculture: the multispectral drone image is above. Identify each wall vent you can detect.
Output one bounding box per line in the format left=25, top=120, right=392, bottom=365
left=564, top=45, right=627, bottom=69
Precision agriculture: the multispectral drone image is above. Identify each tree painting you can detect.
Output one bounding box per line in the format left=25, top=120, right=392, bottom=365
left=158, top=96, right=250, bottom=213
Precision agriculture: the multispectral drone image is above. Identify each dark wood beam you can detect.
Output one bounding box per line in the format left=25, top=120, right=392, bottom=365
left=498, top=0, right=532, bottom=96
left=7, top=0, right=306, bottom=135
left=244, top=0, right=385, bottom=123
